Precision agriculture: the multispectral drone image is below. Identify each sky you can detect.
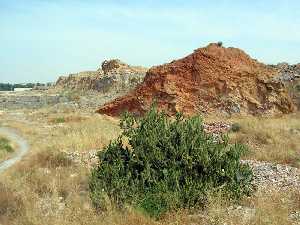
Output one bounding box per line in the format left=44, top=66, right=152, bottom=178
left=1, top=0, right=300, bottom=83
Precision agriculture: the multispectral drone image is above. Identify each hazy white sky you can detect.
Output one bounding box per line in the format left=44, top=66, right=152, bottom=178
left=1, top=0, right=300, bottom=83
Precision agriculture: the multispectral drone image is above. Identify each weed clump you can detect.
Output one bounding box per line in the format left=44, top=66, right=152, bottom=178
left=89, top=107, right=253, bottom=217
left=0, top=137, right=13, bottom=153
left=230, top=123, right=241, bottom=132
left=53, top=117, right=66, bottom=124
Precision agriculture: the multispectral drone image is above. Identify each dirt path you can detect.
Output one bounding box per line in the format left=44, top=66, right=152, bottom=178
left=0, top=127, right=29, bottom=174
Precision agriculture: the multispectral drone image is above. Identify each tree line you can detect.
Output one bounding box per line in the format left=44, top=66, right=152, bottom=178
left=0, top=83, right=52, bottom=91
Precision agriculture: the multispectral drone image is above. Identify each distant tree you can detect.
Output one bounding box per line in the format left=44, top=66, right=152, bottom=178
left=0, top=83, right=13, bottom=91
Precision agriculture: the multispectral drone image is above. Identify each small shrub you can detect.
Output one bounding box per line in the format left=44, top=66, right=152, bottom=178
left=217, top=41, right=223, bottom=47
left=54, top=117, right=66, bottom=124
left=89, top=107, right=253, bottom=217
left=230, top=123, right=241, bottom=133
left=0, top=137, right=13, bottom=153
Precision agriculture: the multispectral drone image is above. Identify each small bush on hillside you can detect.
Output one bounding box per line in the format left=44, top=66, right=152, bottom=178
left=89, top=107, right=253, bottom=217
left=53, top=117, right=66, bottom=124
left=230, top=123, right=241, bottom=133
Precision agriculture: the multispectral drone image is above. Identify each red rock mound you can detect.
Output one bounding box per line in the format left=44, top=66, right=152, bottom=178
left=97, top=43, right=295, bottom=116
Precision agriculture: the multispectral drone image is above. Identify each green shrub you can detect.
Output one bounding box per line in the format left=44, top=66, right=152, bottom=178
left=230, top=123, right=241, bottom=132
left=0, top=137, right=13, bottom=153
left=89, top=107, right=253, bottom=218
left=54, top=117, right=65, bottom=124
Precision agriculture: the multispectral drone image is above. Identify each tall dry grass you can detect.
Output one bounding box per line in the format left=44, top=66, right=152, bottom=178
left=50, top=115, right=120, bottom=152
left=228, top=113, right=300, bottom=167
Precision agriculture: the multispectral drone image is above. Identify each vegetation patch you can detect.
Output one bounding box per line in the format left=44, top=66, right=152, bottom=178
left=89, top=107, right=253, bottom=218
left=0, top=137, right=13, bottom=153
left=228, top=114, right=300, bottom=167
left=0, top=136, right=14, bottom=160
left=230, top=122, right=241, bottom=133
left=49, top=115, right=88, bottom=124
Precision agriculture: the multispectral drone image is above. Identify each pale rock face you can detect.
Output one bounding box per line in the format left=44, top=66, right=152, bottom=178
left=55, top=59, right=148, bottom=93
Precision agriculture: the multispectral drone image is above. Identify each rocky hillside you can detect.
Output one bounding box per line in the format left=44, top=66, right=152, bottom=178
left=272, top=63, right=300, bottom=109
left=97, top=43, right=295, bottom=116
left=55, top=59, right=147, bottom=93
left=272, top=63, right=300, bottom=82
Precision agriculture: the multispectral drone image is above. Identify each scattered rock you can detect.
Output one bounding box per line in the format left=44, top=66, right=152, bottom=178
left=289, top=211, right=300, bottom=223
left=203, top=122, right=231, bottom=134
left=64, top=150, right=98, bottom=169
left=101, top=59, right=127, bottom=74
left=272, top=63, right=300, bottom=82
left=272, top=63, right=300, bottom=110
left=241, top=160, right=300, bottom=191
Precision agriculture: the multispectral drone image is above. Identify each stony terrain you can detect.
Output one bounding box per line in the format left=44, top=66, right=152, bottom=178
left=242, top=160, right=300, bottom=191
left=273, top=62, right=300, bottom=82
left=97, top=43, right=295, bottom=116
left=273, top=63, right=300, bottom=109
left=55, top=59, right=147, bottom=93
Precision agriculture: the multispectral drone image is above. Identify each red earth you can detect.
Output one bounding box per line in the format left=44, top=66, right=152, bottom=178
left=97, top=43, right=295, bottom=116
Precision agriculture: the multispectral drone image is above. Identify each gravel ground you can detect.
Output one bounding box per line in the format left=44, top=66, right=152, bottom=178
left=242, top=159, right=300, bottom=191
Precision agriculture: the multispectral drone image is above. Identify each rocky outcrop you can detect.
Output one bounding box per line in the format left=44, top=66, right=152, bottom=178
left=272, top=63, right=300, bottom=82
left=97, top=43, right=295, bottom=116
left=55, top=59, right=147, bottom=93
left=272, top=63, right=300, bottom=109
left=55, top=71, right=102, bottom=91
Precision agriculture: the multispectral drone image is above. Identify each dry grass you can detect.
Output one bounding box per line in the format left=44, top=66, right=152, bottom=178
left=227, top=113, right=300, bottom=167
left=189, top=188, right=300, bottom=225
left=50, top=114, right=120, bottom=152
left=204, top=112, right=300, bottom=167
left=48, top=114, right=88, bottom=124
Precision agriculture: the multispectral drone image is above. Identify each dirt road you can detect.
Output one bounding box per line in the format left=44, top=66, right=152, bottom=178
left=0, top=127, right=29, bottom=173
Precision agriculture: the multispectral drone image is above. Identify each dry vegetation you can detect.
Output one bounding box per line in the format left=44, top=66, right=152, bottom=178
left=0, top=110, right=299, bottom=225
left=227, top=113, right=300, bottom=167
